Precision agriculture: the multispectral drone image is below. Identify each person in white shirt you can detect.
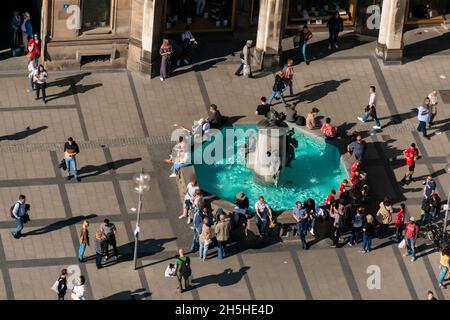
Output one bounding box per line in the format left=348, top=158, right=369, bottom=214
left=27, top=58, right=38, bottom=93
left=179, top=178, right=199, bottom=223
left=178, top=24, right=197, bottom=66
left=254, top=196, right=273, bottom=237
left=33, top=64, right=48, bottom=104
left=11, top=195, right=27, bottom=239
left=71, top=276, right=86, bottom=300
left=358, top=86, right=381, bottom=129
left=427, top=90, right=438, bottom=128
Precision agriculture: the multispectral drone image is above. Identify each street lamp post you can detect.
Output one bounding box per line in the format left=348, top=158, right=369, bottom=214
left=443, top=158, right=450, bottom=239
left=132, top=170, right=150, bottom=270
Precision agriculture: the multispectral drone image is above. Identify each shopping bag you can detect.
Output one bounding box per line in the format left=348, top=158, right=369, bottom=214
left=243, top=64, right=251, bottom=76
left=51, top=280, right=59, bottom=293
left=398, top=239, right=406, bottom=249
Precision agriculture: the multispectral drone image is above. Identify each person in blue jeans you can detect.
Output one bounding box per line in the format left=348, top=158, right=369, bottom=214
left=292, top=201, right=309, bottom=249
left=403, top=217, right=419, bottom=262
left=254, top=196, right=273, bottom=238
left=349, top=208, right=364, bottom=246
left=64, top=137, right=81, bottom=182
left=417, top=97, right=431, bottom=139
left=361, top=214, right=375, bottom=253
left=11, top=195, right=27, bottom=239
left=191, top=209, right=204, bottom=252
left=438, top=247, right=450, bottom=289
left=358, top=86, right=381, bottom=129
left=268, top=70, right=288, bottom=106
left=78, top=220, right=90, bottom=262
left=299, top=25, right=313, bottom=64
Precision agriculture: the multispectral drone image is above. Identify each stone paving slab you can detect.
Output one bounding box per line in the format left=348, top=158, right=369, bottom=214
left=142, top=259, right=193, bottom=300
left=241, top=251, right=306, bottom=300
left=86, top=261, right=145, bottom=300
left=77, top=72, right=145, bottom=140
left=109, top=145, right=154, bottom=173
left=9, top=265, right=68, bottom=300
left=0, top=109, right=83, bottom=143
left=344, top=245, right=412, bottom=299
left=0, top=152, right=54, bottom=180
left=189, top=255, right=251, bottom=300
left=119, top=179, right=168, bottom=215
left=0, top=185, right=64, bottom=221
left=0, top=272, right=7, bottom=300
left=295, top=249, right=353, bottom=299
left=0, top=76, right=75, bottom=108
left=66, top=182, right=121, bottom=216
left=0, top=227, right=74, bottom=261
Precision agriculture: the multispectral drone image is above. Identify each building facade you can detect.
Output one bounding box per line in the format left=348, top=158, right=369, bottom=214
left=25, top=0, right=450, bottom=73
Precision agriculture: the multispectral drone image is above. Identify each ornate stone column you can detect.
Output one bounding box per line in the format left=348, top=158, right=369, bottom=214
left=254, top=0, right=286, bottom=70
left=376, top=0, right=407, bottom=63
left=375, top=0, right=391, bottom=58
left=384, top=0, right=407, bottom=62
left=141, top=0, right=164, bottom=75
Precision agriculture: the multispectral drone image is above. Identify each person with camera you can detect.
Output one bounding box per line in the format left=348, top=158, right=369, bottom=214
left=11, top=194, right=30, bottom=239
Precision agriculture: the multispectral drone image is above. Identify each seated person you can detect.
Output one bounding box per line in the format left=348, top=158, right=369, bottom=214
left=208, top=104, right=223, bottom=129
left=306, top=107, right=320, bottom=129
left=320, top=117, right=337, bottom=139
left=169, top=145, right=192, bottom=178
left=256, top=97, right=271, bottom=116
left=165, top=136, right=187, bottom=164
left=284, top=104, right=298, bottom=123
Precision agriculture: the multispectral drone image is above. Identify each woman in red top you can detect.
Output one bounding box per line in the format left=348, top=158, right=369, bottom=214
left=393, top=203, right=405, bottom=242
left=400, top=143, right=419, bottom=185
left=27, top=34, right=41, bottom=60
left=320, top=117, right=337, bottom=139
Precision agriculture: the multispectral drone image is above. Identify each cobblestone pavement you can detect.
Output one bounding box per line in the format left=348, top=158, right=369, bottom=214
left=0, top=28, right=449, bottom=300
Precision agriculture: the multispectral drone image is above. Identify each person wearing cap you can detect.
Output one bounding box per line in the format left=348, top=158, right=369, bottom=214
left=21, top=12, right=33, bottom=52
left=235, top=40, right=254, bottom=78
left=403, top=217, right=420, bottom=262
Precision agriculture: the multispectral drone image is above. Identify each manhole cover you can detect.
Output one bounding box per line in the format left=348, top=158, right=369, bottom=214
left=439, top=90, right=450, bottom=104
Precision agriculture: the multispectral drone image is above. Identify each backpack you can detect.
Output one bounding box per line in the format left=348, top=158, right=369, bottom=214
left=240, top=51, right=244, bottom=60
left=177, top=257, right=191, bottom=277
left=10, top=204, right=16, bottom=219
left=296, top=116, right=306, bottom=126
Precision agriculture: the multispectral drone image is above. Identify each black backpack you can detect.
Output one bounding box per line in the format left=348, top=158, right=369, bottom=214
left=177, top=257, right=192, bottom=277
left=296, top=116, right=306, bottom=126
left=10, top=204, right=16, bottom=219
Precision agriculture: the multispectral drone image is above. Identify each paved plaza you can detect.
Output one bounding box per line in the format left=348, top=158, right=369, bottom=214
left=0, top=28, right=449, bottom=300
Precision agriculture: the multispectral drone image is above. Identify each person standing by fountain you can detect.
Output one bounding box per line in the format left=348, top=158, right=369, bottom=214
left=362, top=214, right=376, bottom=253
left=293, top=202, right=309, bottom=249
left=254, top=196, right=273, bottom=238
left=268, top=70, right=288, bottom=106
left=347, top=135, right=366, bottom=161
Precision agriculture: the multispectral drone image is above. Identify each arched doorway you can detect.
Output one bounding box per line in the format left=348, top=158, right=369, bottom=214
left=0, top=0, right=42, bottom=54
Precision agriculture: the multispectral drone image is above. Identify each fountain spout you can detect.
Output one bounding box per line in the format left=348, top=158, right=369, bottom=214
left=246, top=118, right=288, bottom=185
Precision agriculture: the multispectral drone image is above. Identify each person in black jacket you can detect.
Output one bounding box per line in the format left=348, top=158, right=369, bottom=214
left=57, top=269, right=68, bottom=300
left=362, top=214, right=376, bottom=253
left=268, top=70, right=288, bottom=106
left=327, top=11, right=344, bottom=50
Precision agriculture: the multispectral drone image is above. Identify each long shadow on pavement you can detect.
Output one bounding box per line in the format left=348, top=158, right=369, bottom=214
left=23, top=214, right=97, bottom=237
left=191, top=267, right=250, bottom=289
left=78, top=157, right=142, bottom=178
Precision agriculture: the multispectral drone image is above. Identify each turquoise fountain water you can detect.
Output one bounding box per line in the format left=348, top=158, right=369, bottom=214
left=194, top=126, right=347, bottom=211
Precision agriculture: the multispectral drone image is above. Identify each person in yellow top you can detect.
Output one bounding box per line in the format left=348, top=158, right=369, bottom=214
left=438, top=247, right=450, bottom=289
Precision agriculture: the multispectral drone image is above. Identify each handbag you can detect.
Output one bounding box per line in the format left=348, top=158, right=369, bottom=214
left=21, top=213, right=30, bottom=224
left=398, top=239, right=406, bottom=249
left=59, top=159, right=67, bottom=171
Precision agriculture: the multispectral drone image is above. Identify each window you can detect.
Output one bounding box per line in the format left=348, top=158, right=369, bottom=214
left=287, top=0, right=355, bottom=28
left=407, top=0, right=449, bottom=22
left=165, top=0, right=235, bottom=32
left=82, top=0, right=111, bottom=29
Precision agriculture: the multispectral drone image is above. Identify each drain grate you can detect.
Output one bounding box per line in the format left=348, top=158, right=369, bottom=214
left=439, top=90, right=450, bottom=104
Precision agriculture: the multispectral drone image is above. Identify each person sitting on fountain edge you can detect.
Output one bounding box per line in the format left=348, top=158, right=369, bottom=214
left=256, top=97, right=271, bottom=117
